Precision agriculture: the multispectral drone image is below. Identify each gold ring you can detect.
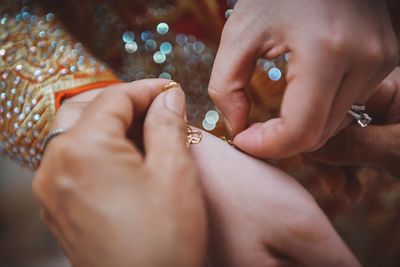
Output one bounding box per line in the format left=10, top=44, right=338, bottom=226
left=162, top=81, right=181, bottom=92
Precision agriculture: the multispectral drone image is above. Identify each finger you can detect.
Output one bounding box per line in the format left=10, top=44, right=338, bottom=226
left=144, top=86, right=190, bottom=169
left=327, top=71, right=399, bottom=140
left=317, top=50, right=394, bottom=148
left=309, top=124, right=399, bottom=170
left=234, top=43, right=344, bottom=158
left=40, top=208, right=73, bottom=260
left=73, top=79, right=171, bottom=138
left=312, top=73, right=373, bottom=150
left=208, top=5, right=266, bottom=136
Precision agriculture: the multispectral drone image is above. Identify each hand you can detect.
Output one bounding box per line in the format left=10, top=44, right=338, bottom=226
left=191, top=131, right=360, bottom=267
left=209, top=0, right=399, bottom=159
left=309, top=67, right=400, bottom=177
left=33, top=80, right=207, bottom=267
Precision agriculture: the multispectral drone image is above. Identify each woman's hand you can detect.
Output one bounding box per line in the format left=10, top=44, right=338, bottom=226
left=191, top=131, right=360, bottom=267
left=309, top=67, right=400, bottom=177
left=33, top=80, right=207, bottom=267
left=209, top=0, right=399, bottom=159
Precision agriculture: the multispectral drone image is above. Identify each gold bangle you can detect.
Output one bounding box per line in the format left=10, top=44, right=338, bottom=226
left=220, top=136, right=236, bottom=148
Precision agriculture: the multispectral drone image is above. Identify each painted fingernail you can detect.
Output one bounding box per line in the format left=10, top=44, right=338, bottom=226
left=165, top=88, right=185, bottom=117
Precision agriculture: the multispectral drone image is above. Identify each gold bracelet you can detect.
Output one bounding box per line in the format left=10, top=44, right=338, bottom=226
left=186, top=123, right=202, bottom=148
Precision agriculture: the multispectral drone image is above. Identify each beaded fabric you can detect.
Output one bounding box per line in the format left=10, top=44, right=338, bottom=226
left=0, top=9, right=119, bottom=169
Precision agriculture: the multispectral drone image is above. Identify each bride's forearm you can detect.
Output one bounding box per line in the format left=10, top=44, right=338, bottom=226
left=189, top=128, right=306, bottom=197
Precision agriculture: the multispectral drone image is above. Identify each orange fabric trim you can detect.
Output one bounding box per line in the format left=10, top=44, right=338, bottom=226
left=54, top=80, right=122, bottom=110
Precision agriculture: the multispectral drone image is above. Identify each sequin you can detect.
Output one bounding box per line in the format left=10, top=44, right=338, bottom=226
left=284, top=53, right=289, bottom=62
left=29, top=46, right=37, bottom=53
left=202, top=118, right=216, bottom=131
left=125, top=42, right=138, bottom=53
left=193, top=41, right=205, bottom=53
left=33, top=114, right=40, bottom=121
left=268, top=67, right=282, bottom=81
left=225, top=9, right=233, bottom=18
left=176, top=33, right=187, bottom=45
left=205, top=110, right=220, bottom=124
left=0, top=49, right=6, bottom=56
left=122, top=31, right=135, bottom=43
left=159, top=72, right=172, bottom=79
left=45, top=13, right=55, bottom=22
left=34, top=69, right=41, bottom=77
left=0, top=17, right=8, bottom=25
left=15, top=64, right=23, bottom=71
left=160, top=42, right=173, bottom=54
left=145, top=39, right=157, bottom=51
left=156, top=22, right=169, bottom=35
left=141, top=31, right=153, bottom=41
left=38, top=31, right=46, bottom=38
left=153, top=51, right=166, bottom=64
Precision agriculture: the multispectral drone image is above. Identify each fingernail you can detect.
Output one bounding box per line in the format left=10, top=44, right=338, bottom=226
left=165, top=88, right=185, bottom=117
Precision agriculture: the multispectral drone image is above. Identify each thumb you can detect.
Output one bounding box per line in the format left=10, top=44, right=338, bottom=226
left=144, top=86, right=190, bottom=168
left=309, top=124, right=400, bottom=173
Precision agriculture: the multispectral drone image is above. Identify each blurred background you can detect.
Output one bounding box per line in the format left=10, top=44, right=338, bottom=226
left=0, top=158, right=69, bottom=267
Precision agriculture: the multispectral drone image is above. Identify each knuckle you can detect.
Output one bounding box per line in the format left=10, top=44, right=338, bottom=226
left=289, top=127, right=321, bottom=152
left=378, top=78, right=396, bottom=93
left=365, top=41, right=385, bottom=64
left=52, top=136, right=84, bottom=163
left=151, top=112, right=185, bottom=131
left=319, top=31, right=348, bottom=55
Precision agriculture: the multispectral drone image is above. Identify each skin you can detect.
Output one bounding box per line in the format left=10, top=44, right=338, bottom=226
left=309, top=67, right=400, bottom=177
left=192, top=130, right=360, bottom=267
left=33, top=80, right=207, bottom=267
left=208, top=0, right=399, bottom=159
left=34, top=79, right=360, bottom=267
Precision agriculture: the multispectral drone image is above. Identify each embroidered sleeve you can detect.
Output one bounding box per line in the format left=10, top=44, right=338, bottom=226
left=0, top=7, right=120, bottom=169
